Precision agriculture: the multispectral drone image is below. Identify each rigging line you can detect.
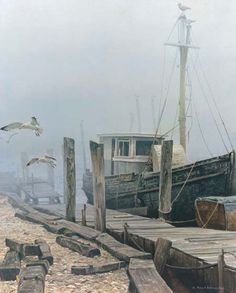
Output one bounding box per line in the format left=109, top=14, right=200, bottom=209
left=156, top=48, right=178, bottom=132
left=170, top=105, right=178, bottom=140
left=197, top=56, right=234, bottom=150
left=166, top=17, right=180, bottom=43
left=192, top=99, right=214, bottom=157
left=186, top=68, right=193, bottom=143
left=171, top=162, right=196, bottom=205
left=158, top=47, right=166, bottom=127
left=170, top=67, right=193, bottom=141
left=189, top=55, right=229, bottom=153
left=158, top=18, right=179, bottom=131
left=191, top=32, right=234, bottom=150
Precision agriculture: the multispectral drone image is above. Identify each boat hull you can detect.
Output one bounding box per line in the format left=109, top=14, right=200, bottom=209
left=82, top=152, right=234, bottom=223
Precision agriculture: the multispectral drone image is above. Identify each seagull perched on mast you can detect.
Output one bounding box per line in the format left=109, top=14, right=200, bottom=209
left=26, top=155, right=57, bottom=168
left=0, top=117, right=43, bottom=136
left=178, top=3, right=191, bottom=12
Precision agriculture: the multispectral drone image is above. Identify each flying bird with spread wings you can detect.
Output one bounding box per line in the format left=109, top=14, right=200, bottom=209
left=0, top=117, right=43, bottom=136
left=26, top=155, right=57, bottom=168
left=178, top=3, right=191, bottom=12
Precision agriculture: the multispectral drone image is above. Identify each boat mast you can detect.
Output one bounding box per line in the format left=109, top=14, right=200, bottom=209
left=166, top=7, right=198, bottom=153
left=178, top=14, right=188, bottom=152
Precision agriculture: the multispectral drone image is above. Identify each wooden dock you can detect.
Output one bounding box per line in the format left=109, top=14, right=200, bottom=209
left=35, top=202, right=236, bottom=291
left=18, top=179, right=61, bottom=204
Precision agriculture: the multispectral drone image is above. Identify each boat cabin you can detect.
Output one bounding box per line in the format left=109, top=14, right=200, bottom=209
left=98, top=133, right=163, bottom=176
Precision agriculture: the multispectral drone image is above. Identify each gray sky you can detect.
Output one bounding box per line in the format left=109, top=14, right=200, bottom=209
left=0, top=0, right=236, bottom=167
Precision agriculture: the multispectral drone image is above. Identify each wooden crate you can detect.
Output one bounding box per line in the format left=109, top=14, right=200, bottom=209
left=195, top=196, right=236, bottom=231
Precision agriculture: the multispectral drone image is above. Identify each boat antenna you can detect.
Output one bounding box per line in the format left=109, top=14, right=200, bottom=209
left=165, top=5, right=198, bottom=153
left=80, top=120, right=87, bottom=172
left=129, top=112, right=134, bottom=132
left=151, top=98, right=157, bottom=132
left=135, top=96, right=142, bottom=132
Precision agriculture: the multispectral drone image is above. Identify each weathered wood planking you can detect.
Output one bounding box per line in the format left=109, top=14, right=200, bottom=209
left=127, top=258, right=172, bottom=293
left=16, top=201, right=236, bottom=291
left=159, top=140, right=173, bottom=218
left=0, top=250, right=21, bottom=281
left=64, top=137, right=76, bottom=222
left=90, top=141, right=106, bottom=232
left=17, top=265, right=46, bottom=293
left=96, top=233, right=151, bottom=262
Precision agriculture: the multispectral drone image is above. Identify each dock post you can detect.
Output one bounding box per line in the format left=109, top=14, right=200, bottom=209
left=123, top=223, right=129, bottom=244
left=81, top=204, right=87, bottom=226
left=89, top=141, right=106, bottom=232
left=154, top=238, right=172, bottom=275
left=21, top=152, right=29, bottom=183
left=46, top=149, right=55, bottom=189
left=218, top=249, right=225, bottom=293
left=158, top=140, right=173, bottom=219
left=31, top=173, right=35, bottom=196
left=64, top=137, right=76, bottom=222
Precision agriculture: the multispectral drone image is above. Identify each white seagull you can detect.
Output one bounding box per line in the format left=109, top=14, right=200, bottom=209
left=178, top=3, right=191, bottom=12
left=26, top=155, right=57, bottom=168
left=0, top=117, right=43, bottom=136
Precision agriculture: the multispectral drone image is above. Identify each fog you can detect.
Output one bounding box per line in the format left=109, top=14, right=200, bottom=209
left=0, top=0, right=236, bottom=174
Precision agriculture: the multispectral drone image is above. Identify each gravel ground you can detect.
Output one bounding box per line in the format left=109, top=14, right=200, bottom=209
left=0, top=196, right=129, bottom=293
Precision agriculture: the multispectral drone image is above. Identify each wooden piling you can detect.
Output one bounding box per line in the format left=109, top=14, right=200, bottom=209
left=218, top=249, right=225, bottom=293
left=82, top=204, right=87, bottom=226
left=21, top=152, right=29, bottom=183
left=47, top=149, right=55, bottom=188
left=63, top=137, right=76, bottom=222
left=31, top=173, right=35, bottom=196
left=158, top=140, right=173, bottom=219
left=89, top=141, right=106, bottom=232
left=154, top=238, right=172, bottom=275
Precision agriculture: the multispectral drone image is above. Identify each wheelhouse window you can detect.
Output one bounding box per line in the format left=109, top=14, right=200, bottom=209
left=118, top=140, right=129, bottom=156
left=136, top=140, right=153, bottom=156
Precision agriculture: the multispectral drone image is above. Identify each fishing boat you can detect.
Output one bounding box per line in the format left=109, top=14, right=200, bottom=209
left=82, top=6, right=235, bottom=224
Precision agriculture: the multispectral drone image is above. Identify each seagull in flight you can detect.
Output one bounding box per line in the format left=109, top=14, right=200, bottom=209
left=26, top=155, right=57, bottom=168
left=178, top=3, right=191, bottom=12
left=0, top=117, right=43, bottom=136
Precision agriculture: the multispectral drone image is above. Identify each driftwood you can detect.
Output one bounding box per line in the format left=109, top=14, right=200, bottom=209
left=0, top=250, right=21, bottom=281
left=71, top=261, right=126, bottom=275
left=35, top=239, right=53, bottom=265
left=5, top=238, right=39, bottom=258
left=56, top=235, right=100, bottom=257
left=56, top=219, right=100, bottom=241
left=128, top=258, right=173, bottom=293
left=17, top=265, right=46, bottom=293
left=26, top=260, right=50, bottom=274
left=154, top=238, right=172, bottom=275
